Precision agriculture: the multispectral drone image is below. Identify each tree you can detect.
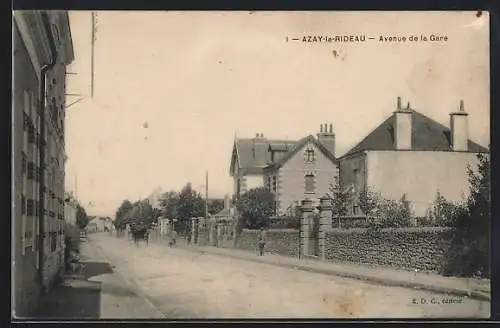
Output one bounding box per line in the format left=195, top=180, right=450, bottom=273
left=175, top=183, right=204, bottom=233
left=235, top=187, right=276, bottom=229
left=128, top=200, right=154, bottom=229
left=159, top=191, right=180, bottom=220
left=76, top=203, right=89, bottom=229
left=327, top=176, right=352, bottom=217
left=358, top=188, right=383, bottom=217
left=114, top=199, right=133, bottom=229
left=443, top=153, right=491, bottom=278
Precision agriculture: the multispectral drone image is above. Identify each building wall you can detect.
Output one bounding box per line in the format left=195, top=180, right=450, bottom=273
left=366, top=150, right=483, bottom=216
left=12, top=11, right=73, bottom=317
left=12, top=21, right=43, bottom=318
left=278, top=141, right=338, bottom=214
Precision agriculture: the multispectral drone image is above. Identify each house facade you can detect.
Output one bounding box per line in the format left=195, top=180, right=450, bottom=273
left=230, top=125, right=339, bottom=215
left=263, top=127, right=339, bottom=215
left=12, top=11, right=74, bottom=317
left=339, top=97, right=489, bottom=217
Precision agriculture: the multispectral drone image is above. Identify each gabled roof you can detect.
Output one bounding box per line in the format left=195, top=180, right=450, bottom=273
left=230, top=138, right=298, bottom=176
left=341, top=110, right=488, bottom=158
left=264, top=135, right=338, bottom=172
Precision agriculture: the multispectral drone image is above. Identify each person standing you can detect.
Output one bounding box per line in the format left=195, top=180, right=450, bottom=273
left=257, top=227, right=266, bottom=256
left=169, top=229, right=177, bottom=247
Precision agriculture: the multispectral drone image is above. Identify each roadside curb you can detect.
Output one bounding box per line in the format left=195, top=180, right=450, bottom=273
left=181, top=245, right=491, bottom=302
left=90, top=242, right=167, bottom=319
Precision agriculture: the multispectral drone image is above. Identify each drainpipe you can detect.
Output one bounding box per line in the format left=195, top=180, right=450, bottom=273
left=37, top=11, right=58, bottom=288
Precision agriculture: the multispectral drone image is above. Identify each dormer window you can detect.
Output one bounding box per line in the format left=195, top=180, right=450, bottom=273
left=305, top=148, right=316, bottom=162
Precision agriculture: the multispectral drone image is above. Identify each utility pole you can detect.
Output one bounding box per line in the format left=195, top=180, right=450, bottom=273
left=91, top=12, right=96, bottom=98
left=205, top=171, right=209, bottom=220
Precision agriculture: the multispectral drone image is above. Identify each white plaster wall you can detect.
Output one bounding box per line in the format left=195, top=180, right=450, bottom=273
left=366, top=150, right=484, bottom=216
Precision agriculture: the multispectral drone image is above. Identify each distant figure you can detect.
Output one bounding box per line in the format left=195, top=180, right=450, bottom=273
left=169, top=230, right=177, bottom=247
left=257, top=227, right=266, bottom=256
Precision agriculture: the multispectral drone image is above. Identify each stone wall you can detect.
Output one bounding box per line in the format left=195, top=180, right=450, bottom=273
left=235, top=229, right=300, bottom=257
left=324, top=227, right=453, bottom=272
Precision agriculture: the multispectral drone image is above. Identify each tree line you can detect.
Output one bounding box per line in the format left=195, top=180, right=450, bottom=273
left=114, top=182, right=225, bottom=234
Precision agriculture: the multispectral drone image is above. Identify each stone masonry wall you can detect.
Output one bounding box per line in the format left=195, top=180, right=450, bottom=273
left=324, top=227, right=453, bottom=273
left=235, top=229, right=300, bottom=257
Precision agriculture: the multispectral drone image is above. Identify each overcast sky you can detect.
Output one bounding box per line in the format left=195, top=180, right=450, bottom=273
left=64, top=11, right=490, bottom=216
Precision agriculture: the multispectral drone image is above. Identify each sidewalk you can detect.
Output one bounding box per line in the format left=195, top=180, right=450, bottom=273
left=33, top=238, right=165, bottom=319
left=160, top=239, right=490, bottom=302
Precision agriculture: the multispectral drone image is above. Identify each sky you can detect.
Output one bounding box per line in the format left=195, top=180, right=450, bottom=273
left=64, top=11, right=490, bottom=217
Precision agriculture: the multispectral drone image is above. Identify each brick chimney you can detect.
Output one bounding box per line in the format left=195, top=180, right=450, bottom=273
left=394, top=97, right=413, bottom=150
left=252, top=133, right=267, bottom=159
left=449, top=100, right=469, bottom=151
left=317, top=123, right=335, bottom=156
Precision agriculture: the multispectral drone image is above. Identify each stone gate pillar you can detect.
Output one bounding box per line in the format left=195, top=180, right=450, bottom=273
left=318, top=196, right=333, bottom=260
left=191, top=218, right=197, bottom=244
left=300, top=198, right=313, bottom=259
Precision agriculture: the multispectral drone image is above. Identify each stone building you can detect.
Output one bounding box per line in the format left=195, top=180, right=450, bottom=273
left=12, top=11, right=74, bottom=317
left=338, top=97, right=489, bottom=217
left=229, top=134, right=298, bottom=198
left=229, top=125, right=338, bottom=215
left=263, top=127, right=339, bottom=215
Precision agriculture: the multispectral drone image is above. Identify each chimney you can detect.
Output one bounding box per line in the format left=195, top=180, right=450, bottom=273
left=252, top=132, right=267, bottom=159
left=394, top=97, right=413, bottom=150
left=449, top=100, right=469, bottom=151
left=224, top=194, right=230, bottom=210
left=317, top=123, right=335, bottom=156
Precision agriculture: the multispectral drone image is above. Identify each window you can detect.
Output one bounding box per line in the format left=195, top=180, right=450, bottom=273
left=21, top=152, right=27, bottom=174
left=305, top=148, right=316, bottom=162
left=305, top=174, right=315, bottom=193
left=21, top=194, right=26, bottom=215
left=27, top=162, right=35, bottom=180
left=27, top=199, right=35, bottom=216
left=272, top=176, right=277, bottom=192
left=28, top=122, right=36, bottom=144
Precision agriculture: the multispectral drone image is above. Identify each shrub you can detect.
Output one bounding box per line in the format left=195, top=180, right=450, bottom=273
left=431, top=192, right=467, bottom=227
left=360, top=188, right=412, bottom=228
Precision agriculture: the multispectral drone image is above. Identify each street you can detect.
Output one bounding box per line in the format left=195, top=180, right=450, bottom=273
left=89, top=233, right=489, bottom=319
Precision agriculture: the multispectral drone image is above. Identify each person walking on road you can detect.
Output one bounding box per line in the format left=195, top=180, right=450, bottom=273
left=257, top=227, right=266, bottom=256
left=169, top=229, right=177, bottom=247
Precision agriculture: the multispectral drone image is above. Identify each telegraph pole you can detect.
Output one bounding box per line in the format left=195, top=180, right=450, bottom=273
left=205, top=171, right=209, bottom=220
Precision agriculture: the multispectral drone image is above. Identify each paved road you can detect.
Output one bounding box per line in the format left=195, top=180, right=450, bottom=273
left=90, top=233, right=489, bottom=319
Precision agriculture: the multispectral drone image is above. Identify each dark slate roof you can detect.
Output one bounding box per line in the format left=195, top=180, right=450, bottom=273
left=269, top=144, right=292, bottom=152
left=230, top=138, right=298, bottom=175
left=341, top=110, right=488, bottom=158
left=264, top=135, right=338, bottom=172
